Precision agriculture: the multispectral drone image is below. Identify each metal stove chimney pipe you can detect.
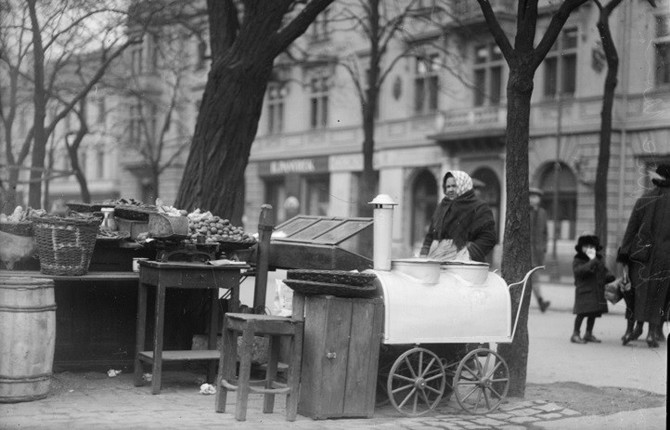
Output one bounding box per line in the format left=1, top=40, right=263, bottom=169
left=368, top=194, right=397, bottom=270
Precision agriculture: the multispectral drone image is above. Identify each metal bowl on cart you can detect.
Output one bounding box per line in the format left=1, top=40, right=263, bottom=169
left=372, top=263, right=544, bottom=416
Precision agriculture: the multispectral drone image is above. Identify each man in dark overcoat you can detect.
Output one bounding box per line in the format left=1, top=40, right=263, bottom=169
left=618, top=164, right=670, bottom=348
left=529, top=187, right=550, bottom=312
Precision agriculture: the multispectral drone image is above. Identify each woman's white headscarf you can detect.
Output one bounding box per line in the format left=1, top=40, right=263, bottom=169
left=444, top=170, right=473, bottom=197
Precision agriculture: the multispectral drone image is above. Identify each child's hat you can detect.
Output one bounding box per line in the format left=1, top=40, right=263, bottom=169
left=575, top=234, right=602, bottom=252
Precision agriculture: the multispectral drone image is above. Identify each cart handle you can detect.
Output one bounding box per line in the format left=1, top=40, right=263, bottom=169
left=509, top=265, right=545, bottom=342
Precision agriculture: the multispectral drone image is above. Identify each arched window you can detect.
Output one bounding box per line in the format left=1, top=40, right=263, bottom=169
left=411, top=170, right=438, bottom=250
left=471, top=167, right=501, bottom=241
left=538, top=162, right=577, bottom=240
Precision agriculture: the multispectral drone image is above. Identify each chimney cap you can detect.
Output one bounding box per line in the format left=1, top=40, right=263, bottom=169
left=369, top=194, right=397, bottom=206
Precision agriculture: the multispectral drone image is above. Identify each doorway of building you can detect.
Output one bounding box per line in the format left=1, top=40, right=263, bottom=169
left=538, top=162, right=577, bottom=241
left=411, top=169, right=438, bottom=254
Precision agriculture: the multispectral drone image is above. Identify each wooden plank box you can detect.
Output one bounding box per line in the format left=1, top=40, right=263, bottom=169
left=298, top=295, right=383, bottom=419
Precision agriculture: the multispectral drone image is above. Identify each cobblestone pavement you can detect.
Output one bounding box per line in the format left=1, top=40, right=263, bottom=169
left=0, top=371, right=584, bottom=430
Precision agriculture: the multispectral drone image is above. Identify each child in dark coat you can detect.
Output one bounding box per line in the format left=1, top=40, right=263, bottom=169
left=571, top=235, right=615, bottom=344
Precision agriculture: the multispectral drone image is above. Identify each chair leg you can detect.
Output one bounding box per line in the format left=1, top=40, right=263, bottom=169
left=285, top=323, right=304, bottom=421
left=215, top=322, right=237, bottom=413
left=263, top=335, right=280, bottom=414
left=235, top=325, right=255, bottom=421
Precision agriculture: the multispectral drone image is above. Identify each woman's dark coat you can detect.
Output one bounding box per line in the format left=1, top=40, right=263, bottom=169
left=420, top=190, right=496, bottom=262
left=572, top=253, right=614, bottom=316
left=617, top=185, right=670, bottom=325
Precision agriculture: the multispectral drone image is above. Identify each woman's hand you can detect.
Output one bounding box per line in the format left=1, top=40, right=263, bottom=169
left=621, top=264, right=629, bottom=285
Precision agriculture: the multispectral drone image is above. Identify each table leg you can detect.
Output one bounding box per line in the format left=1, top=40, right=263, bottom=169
left=152, top=284, right=166, bottom=395
left=133, top=282, right=148, bottom=387
left=230, top=279, right=240, bottom=313
left=207, top=287, right=219, bottom=382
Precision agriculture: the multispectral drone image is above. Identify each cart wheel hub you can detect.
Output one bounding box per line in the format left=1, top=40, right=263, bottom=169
left=414, top=378, right=426, bottom=388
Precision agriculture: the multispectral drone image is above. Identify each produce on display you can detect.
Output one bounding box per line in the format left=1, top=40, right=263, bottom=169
left=186, top=209, right=256, bottom=245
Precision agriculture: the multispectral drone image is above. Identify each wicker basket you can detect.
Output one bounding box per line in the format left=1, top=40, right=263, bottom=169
left=287, top=269, right=377, bottom=287
left=32, top=216, right=101, bottom=276
left=0, top=221, right=33, bottom=237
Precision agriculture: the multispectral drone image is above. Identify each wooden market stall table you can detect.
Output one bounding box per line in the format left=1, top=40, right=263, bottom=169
left=1, top=269, right=142, bottom=368
left=133, top=260, right=247, bottom=394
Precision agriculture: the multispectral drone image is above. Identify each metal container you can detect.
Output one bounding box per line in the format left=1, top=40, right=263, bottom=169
left=391, top=258, right=441, bottom=284
left=371, top=269, right=511, bottom=344
left=441, top=261, right=490, bottom=285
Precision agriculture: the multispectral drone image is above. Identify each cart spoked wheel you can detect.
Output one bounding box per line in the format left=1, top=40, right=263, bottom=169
left=387, top=347, right=446, bottom=416
left=453, top=348, right=509, bottom=414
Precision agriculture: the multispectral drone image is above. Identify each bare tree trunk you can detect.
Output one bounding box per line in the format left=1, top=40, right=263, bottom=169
left=496, top=64, right=534, bottom=398
left=175, top=0, right=333, bottom=223
left=594, top=0, right=623, bottom=254
left=174, top=64, right=271, bottom=224
left=27, top=0, right=47, bottom=208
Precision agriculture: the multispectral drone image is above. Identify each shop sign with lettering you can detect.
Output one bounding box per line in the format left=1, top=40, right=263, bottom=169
left=259, top=157, right=328, bottom=176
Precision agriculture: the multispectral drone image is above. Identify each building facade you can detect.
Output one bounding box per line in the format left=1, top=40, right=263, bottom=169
left=14, top=1, right=668, bottom=273
left=244, top=0, right=670, bottom=271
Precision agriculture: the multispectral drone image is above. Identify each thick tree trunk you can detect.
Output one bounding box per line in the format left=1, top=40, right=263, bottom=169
left=497, top=65, right=534, bottom=398
left=174, top=59, right=272, bottom=224
left=594, top=3, right=620, bottom=255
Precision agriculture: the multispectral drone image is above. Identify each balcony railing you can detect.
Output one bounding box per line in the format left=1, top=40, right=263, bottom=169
left=451, top=0, right=516, bottom=19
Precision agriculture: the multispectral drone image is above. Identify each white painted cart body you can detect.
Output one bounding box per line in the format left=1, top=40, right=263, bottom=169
left=369, top=264, right=543, bottom=416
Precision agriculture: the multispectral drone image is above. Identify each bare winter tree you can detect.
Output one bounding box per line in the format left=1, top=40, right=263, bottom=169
left=105, top=25, right=195, bottom=202
left=475, top=0, right=590, bottom=396
left=331, top=0, right=472, bottom=217
left=0, top=0, right=171, bottom=211
left=174, top=0, right=335, bottom=223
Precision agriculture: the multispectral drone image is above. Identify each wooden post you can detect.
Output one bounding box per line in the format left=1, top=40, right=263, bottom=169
left=253, top=204, right=273, bottom=313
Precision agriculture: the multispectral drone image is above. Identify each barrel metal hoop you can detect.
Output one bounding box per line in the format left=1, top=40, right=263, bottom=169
left=0, top=305, right=57, bottom=312
left=0, top=373, right=52, bottom=383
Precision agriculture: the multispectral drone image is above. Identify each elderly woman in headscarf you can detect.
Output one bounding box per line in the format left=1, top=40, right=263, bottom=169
left=419, top=170, right=496, bottom=263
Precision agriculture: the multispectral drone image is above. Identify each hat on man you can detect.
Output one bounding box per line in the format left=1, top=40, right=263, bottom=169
left=575, top=234, right=602, bottom=253
left=529, top=187, right=543, bottom=197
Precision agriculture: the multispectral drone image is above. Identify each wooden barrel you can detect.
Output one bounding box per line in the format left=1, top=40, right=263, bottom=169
left=0, top=276, right=56, bottom=403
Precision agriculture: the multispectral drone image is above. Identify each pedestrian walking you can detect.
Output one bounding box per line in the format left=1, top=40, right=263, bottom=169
left=571, top=234, right=614, bottom=344
left=617, top=164, right=670, bottom=348
left=529, top=187, right=550, bottom=312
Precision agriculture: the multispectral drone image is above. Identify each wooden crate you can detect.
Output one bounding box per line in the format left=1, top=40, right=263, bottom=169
left=298, top=295, right=383, bottom=419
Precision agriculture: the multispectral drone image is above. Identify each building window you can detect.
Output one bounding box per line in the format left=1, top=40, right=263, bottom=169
left=309, top=76, right=329, bottom=129
left=414, top=53, right=439, bottom=114
left=539, top=162, right=577, bottom=240
left=130, top=46, right=144, bottom=75
left=97, top=98, right=106, bottom=125
left=196, top=34, right=209, bottom=70
left=96, top=149, right=105, bottom=178
left=267, top=83, right=286, bottom=134
left=543, top=27, right=578, bottom=98
left=129, top=103, right=143, bottom=143
left=655, top=14, right=670, bottom=86
left=473, top=43, right=504, bottom=106
left=310, top=8, right=329, bottom=42
left=303, top=174, right=329, bottom=216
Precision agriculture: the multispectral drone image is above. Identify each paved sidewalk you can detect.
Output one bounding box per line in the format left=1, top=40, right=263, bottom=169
left=0, top=370, right=663, bottom=430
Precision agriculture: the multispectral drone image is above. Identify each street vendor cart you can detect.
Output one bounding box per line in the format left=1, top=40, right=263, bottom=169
left=367, top=195, right=542, bottom=416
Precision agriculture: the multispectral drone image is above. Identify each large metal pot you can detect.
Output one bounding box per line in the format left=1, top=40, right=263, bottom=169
left=391, top=258, right=441, bottom=284
left=441, top=261, right=490, bottom=284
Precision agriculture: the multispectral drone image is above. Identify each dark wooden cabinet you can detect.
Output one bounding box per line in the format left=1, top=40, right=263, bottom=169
left=298, top=295, right=383, bottom=419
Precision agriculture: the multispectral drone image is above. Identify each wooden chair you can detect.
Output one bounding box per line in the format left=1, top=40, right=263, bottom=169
left=214, top=313, right=304, bottom=421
